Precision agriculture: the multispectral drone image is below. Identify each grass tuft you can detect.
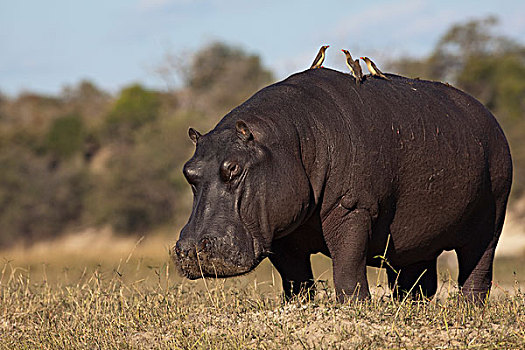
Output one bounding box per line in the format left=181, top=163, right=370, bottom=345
left=0, top=237, right=524, bottom=349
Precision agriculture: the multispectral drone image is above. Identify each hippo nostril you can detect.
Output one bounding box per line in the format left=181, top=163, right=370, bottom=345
left=175, top=239, right=197, bottom=259
left=198, top=238, right=210, bottom=252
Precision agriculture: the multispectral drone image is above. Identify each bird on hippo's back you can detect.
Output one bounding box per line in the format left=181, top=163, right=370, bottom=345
left=341, top=49, right=363, bottom=85
left=360, top=56, right=390, bottom=80
left=310, top=45, right=329, bottom=69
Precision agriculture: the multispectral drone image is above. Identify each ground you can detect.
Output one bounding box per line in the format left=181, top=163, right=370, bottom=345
left=0, top=226, right=524, bottom=349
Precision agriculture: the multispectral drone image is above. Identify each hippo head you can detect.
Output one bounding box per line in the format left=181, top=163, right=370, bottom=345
left=172, top=119, right=312, bottom=279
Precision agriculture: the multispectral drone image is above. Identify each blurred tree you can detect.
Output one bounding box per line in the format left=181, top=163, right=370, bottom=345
left=188, top=42, right=274, bottom=115
left=1, top=92, right=79, bottom=156
left=390, top=16, right=525, bottom=83
left=432, top=16, right=523, bottom=78
left=104, top=84, right=161, bottom=138
left=62, top=80, right=108, bottom=103
left=456, top=55, right=525, bottom=123
left=61, top=80, right=111, bottom=127
left=155, top=42, right=275, bottom=118
left=2, top=93, right=64, bottom=132
left=45, top=113, right=85, bottom=160
left=0, top=147, right=88, bottom=246
left=84, top=113, right=191, bottom=233
left=0, top=91, right=5, bottom=119
left=1, top=32, right=524, bottom=246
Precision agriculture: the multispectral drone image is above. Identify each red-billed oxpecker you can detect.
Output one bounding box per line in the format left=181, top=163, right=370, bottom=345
left=341, top=49, right=363, bottom=84
left=360, top=56, right=390, bottom=80
left=310, top=45, right=329, bottom=69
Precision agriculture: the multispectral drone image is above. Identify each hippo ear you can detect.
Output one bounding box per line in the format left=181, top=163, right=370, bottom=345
left=235, top=120, right=253, bottom=142
left=188, top=128, right=201, bottom=144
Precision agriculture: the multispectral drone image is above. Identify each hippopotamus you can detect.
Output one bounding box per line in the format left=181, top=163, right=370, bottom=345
left=172, top=68, right=512, bottom=302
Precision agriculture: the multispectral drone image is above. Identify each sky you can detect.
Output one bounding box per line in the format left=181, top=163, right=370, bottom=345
left=1, top=0, right=525, bottom=96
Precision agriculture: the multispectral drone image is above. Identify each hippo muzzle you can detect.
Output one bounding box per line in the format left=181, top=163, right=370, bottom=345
left=172, top=224, right=265, bottom=279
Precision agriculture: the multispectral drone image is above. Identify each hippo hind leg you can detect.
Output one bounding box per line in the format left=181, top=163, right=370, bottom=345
left=455, top=189, right=509, bottom=303
left=456, top=242, right=495, bottom=303
left=387, top=259, right=438, bottom=300
left=455, top=213, right=499, bottom=302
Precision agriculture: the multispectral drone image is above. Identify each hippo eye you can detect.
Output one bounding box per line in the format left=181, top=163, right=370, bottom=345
left=220, top=160, right=242, bottom=182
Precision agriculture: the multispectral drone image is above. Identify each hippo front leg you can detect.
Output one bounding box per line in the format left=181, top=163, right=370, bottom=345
left=269, top=236, right=314, bottom=301
left=323, top=208, right=371, bottom=302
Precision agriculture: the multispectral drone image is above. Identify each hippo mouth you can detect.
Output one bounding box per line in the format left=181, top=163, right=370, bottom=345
left=171, top=235, right=268, bottom=279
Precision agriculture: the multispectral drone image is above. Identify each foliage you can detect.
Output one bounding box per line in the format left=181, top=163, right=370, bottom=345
left=85, top=129, right=178, bottom=233
left=0, top=147, right=87, bottom=246
left=456, top=55, right=525, bottom=122
left=0, top=30, right=525, bottom=246
left=185, top=42, right=275, bottom=116
left=60, top=80, right=111, bottom=126
left=83, top=109, right=205, bottom=233
left=188, top=42, right=273, bottom=91
left=45, top=114, right=85, bottom=159
left=105, top=84, right=161, bottom=136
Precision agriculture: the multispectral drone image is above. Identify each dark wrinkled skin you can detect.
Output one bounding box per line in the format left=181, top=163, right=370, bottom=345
left=172, top=68, right=512, bottom=303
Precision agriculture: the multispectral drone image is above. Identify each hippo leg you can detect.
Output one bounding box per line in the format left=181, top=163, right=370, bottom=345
left=386, top=259, right=438, bottom=300
left=455, top=224, right=498, bottom=302
left=323, top=208, right=371, bottom=302
left=270, top=237, right=314, bottom=301
left=456, top=198, right=504, bottom=303
left=456, top=243, right=495, bottom=303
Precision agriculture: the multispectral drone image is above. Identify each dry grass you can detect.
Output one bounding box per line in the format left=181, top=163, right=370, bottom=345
left=0, top=233, right=524, bottom=349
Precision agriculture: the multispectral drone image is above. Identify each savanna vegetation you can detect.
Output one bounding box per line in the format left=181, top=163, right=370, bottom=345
left=1, top=17, right=525, bottom=349
left=0, top=42, right=274, bottom=246
left=0, top=237, right=523, bottom=348
left=0, top=17, right=524, bottom=247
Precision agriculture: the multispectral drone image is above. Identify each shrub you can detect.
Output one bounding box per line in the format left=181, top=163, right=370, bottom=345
left=105, top=84, right=161, bottom=136
left=0, top=147, right=88, bottom=246
left=45, top=113, right=85, bottom=159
